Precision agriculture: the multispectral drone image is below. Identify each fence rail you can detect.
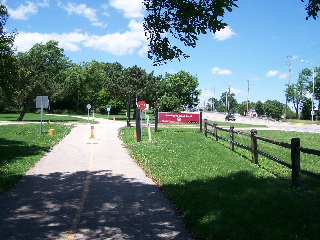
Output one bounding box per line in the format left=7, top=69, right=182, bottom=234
left=204, top=119, right=320, bottom=188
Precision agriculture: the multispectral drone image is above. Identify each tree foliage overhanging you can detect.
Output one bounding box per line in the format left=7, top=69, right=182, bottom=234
left=0, top=4, right=17, bottom=99
left=143, top=0, right=320, bottom=65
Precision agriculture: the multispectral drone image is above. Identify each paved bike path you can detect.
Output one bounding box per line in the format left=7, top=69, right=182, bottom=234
left=0, top=119, right=192, bottom=240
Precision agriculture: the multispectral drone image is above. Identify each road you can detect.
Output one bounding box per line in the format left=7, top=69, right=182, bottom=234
left=202, top=112, right=320, bottom=133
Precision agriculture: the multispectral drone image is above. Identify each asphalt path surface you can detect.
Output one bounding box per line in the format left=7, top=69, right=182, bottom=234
left=0, top=118, right=192, bottom=240
left=203, top=112, right=320, bottom=133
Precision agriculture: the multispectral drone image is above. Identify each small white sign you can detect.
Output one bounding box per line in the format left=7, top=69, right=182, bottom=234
left=87, top=104, right=91, bottom=109
left=36, top=96, right=49, bottom=109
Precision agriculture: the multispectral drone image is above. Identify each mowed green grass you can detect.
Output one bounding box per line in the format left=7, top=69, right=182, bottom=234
left=120, top=127, right=320, bottom=240
left=0, top=123, right=72, bottom=194
left=0, top=113, right=90, bottom=123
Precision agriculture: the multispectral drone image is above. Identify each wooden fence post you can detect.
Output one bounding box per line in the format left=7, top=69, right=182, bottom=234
left=291, top=138, right=301, bottom=188
left=213, top=123, right=218, bottom=141
left=251, top=129, right=258, bottom=164
left=204, top=119, right=207, bottom=137
left=230, top=126, right=234, bottom=151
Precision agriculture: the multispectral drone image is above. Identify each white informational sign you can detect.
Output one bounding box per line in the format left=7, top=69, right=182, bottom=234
left=36, top=96, right=49, bottom=109
left=87, top=104, right=91, bottom=109
left=36, top=96, right=49, bottom=134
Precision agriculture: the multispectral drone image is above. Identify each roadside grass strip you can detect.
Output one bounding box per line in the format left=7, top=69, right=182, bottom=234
left=120, top=127, right=320, bottom=240
left=0, top=124, right=72, bottom=194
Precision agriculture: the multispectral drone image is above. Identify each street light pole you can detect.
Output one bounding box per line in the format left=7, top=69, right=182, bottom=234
left=301, top=60, right=315, bottom=122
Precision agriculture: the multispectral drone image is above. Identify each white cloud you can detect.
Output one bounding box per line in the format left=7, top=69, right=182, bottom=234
left=7, top=2, right=38, bottom=20
left=211, top=67, right=233, bottom=75
left=14, top=32, right=89, bottom=52
left=213, top=26, right=236, bottom=41
left=230, top=87, right=242, bottom=95
left=37, top=0, right=49, bottom=7
left=13, top=20, right=148, bottom=56
left=101, top=4, right=111, bottom=17
left=109, top=0, right=145, bottom=19
left=58, top=1, right=107, bottom=28
left=4, top=0, right=49, bottom=20
left=84, top=20, right=147, bottom=56
left=279, top=73, right=288, bottom=79
left=266, top=70, right=279, bottom=77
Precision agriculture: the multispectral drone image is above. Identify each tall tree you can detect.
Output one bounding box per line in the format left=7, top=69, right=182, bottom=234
left=263, top=100, right=284, bottom=120
left=15, top=40, right=71, bottom=120
left=311, top=66, right=320, bottom=118
left=301, top=97, right=312, bottom=120
left=143, top=0, right=319, bottom=65
left=0, top=4, right=17, bottom=100
left=218, top=91, right=237, bottom=113
left=105, top=64, right=161, bottom=107
left=285, top=68, right=310, bottom=118
left=158, top=71, right=200, bottom=111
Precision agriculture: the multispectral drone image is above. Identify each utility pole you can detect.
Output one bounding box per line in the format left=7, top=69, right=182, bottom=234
left=211, top=86, right=215, bottom=111
left=228, top=86, right=231, bottom=114
left=247, top=78, right=250, bottom=114
left=285, top=56, right=293, bottom=119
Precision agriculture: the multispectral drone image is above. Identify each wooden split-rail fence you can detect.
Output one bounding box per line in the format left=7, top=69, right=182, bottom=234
left=204, top=119, right=320, bottom=188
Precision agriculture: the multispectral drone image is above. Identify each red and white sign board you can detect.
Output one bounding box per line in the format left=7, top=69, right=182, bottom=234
left=158, top=112, right=200, bottom=124
left=138, top=101, right=148, bottom=110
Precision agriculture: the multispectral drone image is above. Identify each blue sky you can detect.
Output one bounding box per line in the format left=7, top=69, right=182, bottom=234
left=2, top=0, right=320, bottom=108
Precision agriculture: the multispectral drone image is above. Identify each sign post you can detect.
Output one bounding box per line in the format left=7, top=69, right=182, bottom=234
left=36, top=96, right=49, bottom=134
left=106, top=105, right=111, bottom=116
left=135, top=108, right=142, bottom=142
left=136, top=101, right=148, bottom=142
left=87, top=104, right=91, bottom=122
left=147, top=115, right=152, bottom=142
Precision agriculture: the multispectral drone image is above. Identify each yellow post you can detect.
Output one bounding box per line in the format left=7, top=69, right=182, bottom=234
left=134, top=130, right=137, bottom=137
left=49, top=129, right=55, bottom=135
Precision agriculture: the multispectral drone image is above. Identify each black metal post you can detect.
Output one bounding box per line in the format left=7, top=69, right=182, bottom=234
left=126, top=102, right=131, bottom=127
left=199, top=109, right=203, bottom=132
left=155, top=107, right=159, bottom=132
left=136, top=108, right=142, bottom=142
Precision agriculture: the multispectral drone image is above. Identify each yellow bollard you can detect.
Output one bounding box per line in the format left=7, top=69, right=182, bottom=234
left=134, top=130, right=137, bottom=137
left=92, top=118, right=94, bottom=122
left=49, top=129, right=55, bottom=135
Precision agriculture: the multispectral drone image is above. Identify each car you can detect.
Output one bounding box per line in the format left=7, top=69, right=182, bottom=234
left=225, top=114, right=236, bottom=121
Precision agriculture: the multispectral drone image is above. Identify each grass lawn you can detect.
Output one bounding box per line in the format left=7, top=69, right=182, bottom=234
left=0, top=123, right=72, bottom=194
left=120, top=127, right=320, bottom=240
left=0, top=113, right=90, bottom=123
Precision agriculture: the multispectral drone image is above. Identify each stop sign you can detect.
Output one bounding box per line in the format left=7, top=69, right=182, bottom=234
left=138, top=101, right=147, bottom=110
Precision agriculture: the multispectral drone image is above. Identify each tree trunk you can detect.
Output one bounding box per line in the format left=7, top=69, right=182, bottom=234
left=17, top=108, right=27, bottom=121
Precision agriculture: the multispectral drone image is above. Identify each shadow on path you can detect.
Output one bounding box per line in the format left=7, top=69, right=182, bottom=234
left=0, top=170, right=191, bottom=240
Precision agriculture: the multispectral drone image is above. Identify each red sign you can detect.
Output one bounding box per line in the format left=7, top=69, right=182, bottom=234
left=138, top=101, right=147, bottom=110
left=158, top=112, right=200, bottom=124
